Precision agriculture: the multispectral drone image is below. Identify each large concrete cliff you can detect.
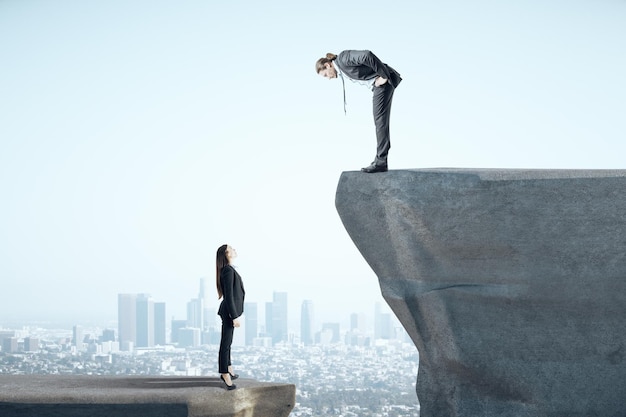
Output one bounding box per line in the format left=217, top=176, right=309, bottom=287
left=335, top=169, right=626, bottom=417
left=0, top=375, right=295, bottom=417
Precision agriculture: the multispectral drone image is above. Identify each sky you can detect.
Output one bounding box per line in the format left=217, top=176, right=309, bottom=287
left=1, top=0, right=625, bottom=329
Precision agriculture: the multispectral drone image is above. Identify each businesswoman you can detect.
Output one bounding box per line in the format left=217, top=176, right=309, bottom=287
left=216, top=244, right=245, bottom=390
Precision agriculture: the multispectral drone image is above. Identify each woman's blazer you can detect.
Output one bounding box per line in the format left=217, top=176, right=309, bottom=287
left=218, top=265, right=245, bottom=320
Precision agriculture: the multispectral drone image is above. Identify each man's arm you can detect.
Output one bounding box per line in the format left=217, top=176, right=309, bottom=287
left=339, top=50, right=392, bottom=81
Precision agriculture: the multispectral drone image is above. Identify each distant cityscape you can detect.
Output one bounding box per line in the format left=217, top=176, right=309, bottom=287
left=0, top=277, right=405, bottom=355
left=0, top=278, right=420, bottom=416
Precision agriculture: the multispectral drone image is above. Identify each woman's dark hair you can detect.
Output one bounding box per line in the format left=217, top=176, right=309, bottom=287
left=315, top=53, right=337, bottom=73
left=216, top=244, right=229, bottom=299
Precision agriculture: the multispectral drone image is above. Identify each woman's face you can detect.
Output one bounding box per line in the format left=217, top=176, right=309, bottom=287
left=226, top=246, right=237, bottom=262
left=318, top=63, right=337, bottom=79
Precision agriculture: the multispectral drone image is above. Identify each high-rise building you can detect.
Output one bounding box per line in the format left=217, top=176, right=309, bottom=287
left=322, top=322, right=340, bottom=343
left=118, top=293, right=137, bottom=350
left=187, top=298, right=203, bottom=330
left=199, top=277, right=209, bottom=301
left=0, top=331, right=16, bottom=353
left=244, top=302, right=258, bottom=346
left=0, top=331, right=16, bottom=345
left=265, top=301, right=273, bottom=341
left=264, top=292, right=289, bottom=345
left=346, top=312, right=369, bottom=346
left=24, top=337, right=39, bottom=352
left=269, top=292, right=288, bottom=344
left=72, top=325, right=84, bottom=351
left=204, top=307, right=217, bottom=330
left=301, top=300, right=314, bottom=346
left=2, top=337, right=18, bottom=353
left=102, top=329, right=116, bottom=342
left=199, top=277, right=212, bottom=331
left=119, top=293, right=165, bottom=350
left=171, top=319, right=187, bottom=344
left=179, top=327, right=200, bottom=348
left=375, top=302, right=392, bottom=340
left=136, top=293, right=154, bottom=348
left=350, top=312, right=366, bottom=333
left=154, top=302, right=166, bottom=345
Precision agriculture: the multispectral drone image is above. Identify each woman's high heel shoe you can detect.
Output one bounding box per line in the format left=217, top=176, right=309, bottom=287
left=220, top=374, right=236, bottom=390
left=229, top=372, right=239, bottom=380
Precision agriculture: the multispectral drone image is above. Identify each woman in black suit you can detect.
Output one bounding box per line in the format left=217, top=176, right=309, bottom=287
left=216, top=244, right=245, bottom=390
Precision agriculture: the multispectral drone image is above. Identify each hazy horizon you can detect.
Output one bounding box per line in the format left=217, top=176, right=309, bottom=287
left=0, top=288, right=400, bottom=347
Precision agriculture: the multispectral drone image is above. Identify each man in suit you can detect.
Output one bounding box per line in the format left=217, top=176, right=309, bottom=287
left=316, top=50, right=402, bottom=173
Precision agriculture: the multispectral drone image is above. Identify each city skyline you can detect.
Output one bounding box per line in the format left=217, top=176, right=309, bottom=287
left=0, top=285, right=395, bottom=337
left=1, top=292, right=405, bottom=354
left=109, top=282, right=401, bottom=350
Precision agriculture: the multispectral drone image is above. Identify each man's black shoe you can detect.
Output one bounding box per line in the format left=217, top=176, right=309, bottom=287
left=361, top=163, right=388, bottom=173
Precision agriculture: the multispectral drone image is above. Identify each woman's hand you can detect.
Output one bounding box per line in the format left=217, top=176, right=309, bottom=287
left=374, top=76, right=388, bottom=87
left=233, top=318, right=241, bottom=328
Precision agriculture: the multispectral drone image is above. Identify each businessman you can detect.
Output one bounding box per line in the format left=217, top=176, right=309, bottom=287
left=316, top=50, right=402, bottom=173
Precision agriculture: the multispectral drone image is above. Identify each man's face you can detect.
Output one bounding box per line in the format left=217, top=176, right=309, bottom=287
left=318, top=63, right=337, bottom=79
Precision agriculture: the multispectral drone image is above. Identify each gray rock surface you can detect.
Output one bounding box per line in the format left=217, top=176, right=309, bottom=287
left=0, top=375, right=295, bottom=417
left=335, top=168, right=626, bottom=417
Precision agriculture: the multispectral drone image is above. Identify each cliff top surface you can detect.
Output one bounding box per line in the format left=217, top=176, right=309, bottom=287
left=342, top=167, right=626, bottom=180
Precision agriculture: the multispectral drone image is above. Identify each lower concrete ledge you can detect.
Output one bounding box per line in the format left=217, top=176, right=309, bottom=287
left=0, top=375, right=295, bottom=417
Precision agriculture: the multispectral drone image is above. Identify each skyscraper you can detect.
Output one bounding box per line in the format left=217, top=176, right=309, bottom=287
left=2, top=337, right=18, bottom=353
left=0, top=331, right=16, bottom=346
left=270, top=291, right=288, bottom=344
left=265, top=301, right=273, bottom=341
left=204, top=307, right=217, bottom=330
left=347, top=312, right=369, bottom=346
left=375, top=302, right=392, bottom=340
left=24, top=337, right=40, bottom=352
left=102, top=329, right=116, bottom=342
left=154, top=302, right=166, bottom=345
left=72, top=325, right=84, bottom=351
left=136, top=293, right=154, bottom=348
left=199, top=277, right=210, bottom=302
left=171, top=319, right=187, bottom=344
left=350, top=312, right=364, bottom=331
left=187, top=298, right=203, bottom=330
left=118, top=293, right=165, bottom=350
left=178, top=327, right=200, bottom=348
left=118, top=293, right=137, bottom=350
left=244, top=302, right=258, bottom=346
left=301, top=300, right=314, bottom=346
left=322, top=322, right=340, bottom=343
left=198, top=277, right=211, bottom=331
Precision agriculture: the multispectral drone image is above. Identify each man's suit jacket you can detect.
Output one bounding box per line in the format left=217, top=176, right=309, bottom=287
left=336, top=50, right=402, bottom=89
left=218, top=265, right=245, bottom=320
